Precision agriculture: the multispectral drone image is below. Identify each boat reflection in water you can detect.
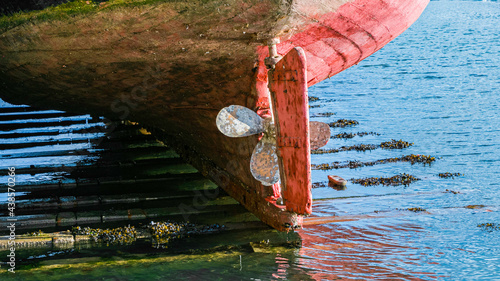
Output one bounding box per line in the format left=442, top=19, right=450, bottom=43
left=297, top=218, right=437, bottom=280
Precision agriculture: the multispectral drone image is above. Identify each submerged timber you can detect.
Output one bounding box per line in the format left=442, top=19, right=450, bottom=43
left=0, top=0, right=429, bottom=231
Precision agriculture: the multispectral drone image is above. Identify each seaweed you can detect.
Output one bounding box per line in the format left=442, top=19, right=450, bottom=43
left=310, top=112, right=336, bottom=117
left=438, top=172, right=463, bottom=179
left=350, top=173, right=420, bottom=187
left=331, top=132, right=380, bottom=139
left=72, top=225, right=137, bottom=244
left=477, top=223, right=500, bottom=232
left=380, top=139, right=413, bottom=149
left=312, top=143, right=378, bottom=154
left=328, top=119, right=359, bottom=128
left=405, top=207, right=427, bottom=212
left=312, top=139, right=413, bottom=155
left=312, top=154, right=436, bottom=170
left=464, top=205, right=486, bottom=209
left=148, top=221, right=224, bottom=246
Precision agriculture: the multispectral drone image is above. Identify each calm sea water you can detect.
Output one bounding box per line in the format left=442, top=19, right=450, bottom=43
left=305, top=1, right=500, bottom=279
left=2, top=1, right=499, bottom=280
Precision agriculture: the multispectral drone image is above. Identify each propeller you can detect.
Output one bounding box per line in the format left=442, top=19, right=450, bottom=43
left=216, top=105, right=330, bottom=186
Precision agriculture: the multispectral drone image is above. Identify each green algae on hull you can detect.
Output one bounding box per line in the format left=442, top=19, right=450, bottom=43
left=0, top=0, right=189, bottom=32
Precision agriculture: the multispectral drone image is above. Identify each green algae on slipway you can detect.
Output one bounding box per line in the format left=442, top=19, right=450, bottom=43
left=0, top=228, right=302, bottom=279
left=0, top=249, right=291, bottom=280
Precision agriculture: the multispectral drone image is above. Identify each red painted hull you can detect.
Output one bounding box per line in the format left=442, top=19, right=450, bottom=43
left=270, top=47, right=312, bottom=215
left=0, top=0, right=429, bottom=231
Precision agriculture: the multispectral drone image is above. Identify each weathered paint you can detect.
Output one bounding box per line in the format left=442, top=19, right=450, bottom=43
left=0, top=0, right=430, bottom=230
left=270, top=47, right=312, bottom=215
left=328, top=175, right=347, bottom=187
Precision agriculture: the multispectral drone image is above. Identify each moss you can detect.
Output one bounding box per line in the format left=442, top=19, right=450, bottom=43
left=0, top=0, right=285, bottom=33
left=0, top=0, right=99, bottom=32
left=0, top=0, right=191, bottom=32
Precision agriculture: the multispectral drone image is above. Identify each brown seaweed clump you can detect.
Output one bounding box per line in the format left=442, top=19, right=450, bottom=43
left=329, top=119, right=359, bottom=128
left=438, top=172, right=463, bottom=178
left=309, top=96, right=320, bottom=102
left=402, top=154, right=436, bottom=165
left=312, top=143, right=378, bottom=154
left=445, top=189, right=460, bottom=194
left=465, top=205, right=486, bottom=209
left=25, top=230, right=45, bottom=236
left=351, top=173, right=420, bottom=186
left=311, top=112, right=336, bottom=117
left=312, top=154, right=437, bottom=170
left=312, top=148, right=340, bottom=154
left=312, top=140, right=413, bottom=155
left=478, top=223, right=500, bottom=232
left=72, top=225, right=137, bottom=244
left=312, top=182, right=327, bottom=188
left=406, top=207, right=427, bottom=213
left=380, top=139, right=414, bottom=149
left=340, top=144, right=378, bottom=152
left=331, top=132, right=380, bottom=139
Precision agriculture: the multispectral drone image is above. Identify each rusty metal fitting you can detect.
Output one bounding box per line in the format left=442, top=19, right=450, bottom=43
left=265, top=38, right=282, bottom=69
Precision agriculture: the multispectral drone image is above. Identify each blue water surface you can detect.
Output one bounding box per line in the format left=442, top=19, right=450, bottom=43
left=1, top=1, right=499, bottom=280
left=305, top=1, right=500, bottom=279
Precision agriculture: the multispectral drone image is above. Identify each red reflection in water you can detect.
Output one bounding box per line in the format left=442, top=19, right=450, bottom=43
left=296, top=220, right=438, bottom=280
left=272, top=255, right=292, bottom=279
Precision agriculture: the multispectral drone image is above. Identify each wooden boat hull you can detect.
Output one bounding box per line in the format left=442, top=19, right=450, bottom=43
left=0, top=0, right=429, bottom=231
